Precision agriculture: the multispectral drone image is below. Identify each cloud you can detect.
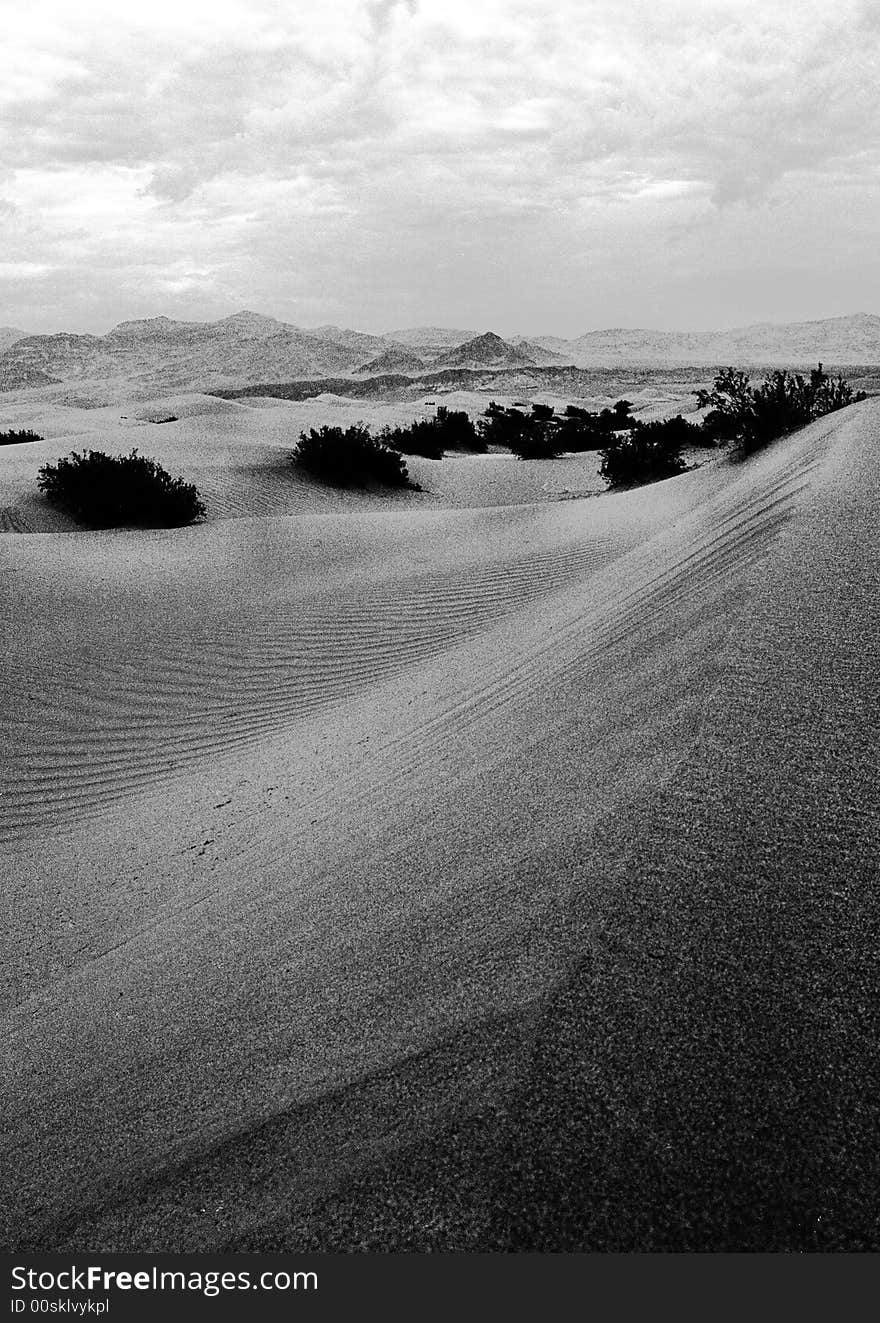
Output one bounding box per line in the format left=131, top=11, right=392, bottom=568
left=0, top=262, right=51, bottom=280
left=1, top=0, right=878, bottom=332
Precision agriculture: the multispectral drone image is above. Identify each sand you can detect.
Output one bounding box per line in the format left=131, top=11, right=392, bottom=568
left=0, top=395, right=877, bottom=1250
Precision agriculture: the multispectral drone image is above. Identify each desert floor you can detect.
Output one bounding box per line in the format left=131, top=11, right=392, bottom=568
left=1, top=393, right=878, bottom=1250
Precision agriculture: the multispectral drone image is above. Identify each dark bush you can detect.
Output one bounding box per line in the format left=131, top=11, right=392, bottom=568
left=509, top=429, right=562, bottom=460
left=599, top=431, right=688, bottom=489
left=557, top=409, right=608, bottom=452
left=478, top=404, right=529, bottom=448
left=380, top=418, right=444, bottom=459
left=37, top=449, right=206, bottom=527
left=0, top=428, right=43, bottom=445
left=696, top=364, right=866, bottom=455
left=557, top=399, right=637, bottom=451
left=479, top=397, right=639, bottom=458
left=700, top=407, right=743, bottom=443
left=434, top=406, right=485, bottom=451
left=294, top=425, right=417, bottom=488
left=596, top=400, right=636, bottom=434
left=634, top=414, right=712, bottom=448
left=381, top=406, right=485, bottom=459
left=478, top=405, right=560, bottom=458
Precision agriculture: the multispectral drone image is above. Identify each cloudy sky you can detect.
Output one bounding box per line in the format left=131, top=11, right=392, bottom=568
left=2, top=0, right=878, bottom=336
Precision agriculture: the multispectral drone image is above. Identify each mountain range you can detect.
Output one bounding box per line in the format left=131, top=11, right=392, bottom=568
left=1, top=312, right=879, bottom=397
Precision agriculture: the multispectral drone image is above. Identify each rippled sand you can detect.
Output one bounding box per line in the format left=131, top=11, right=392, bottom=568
left=1, top=396, right=877, bottom=1250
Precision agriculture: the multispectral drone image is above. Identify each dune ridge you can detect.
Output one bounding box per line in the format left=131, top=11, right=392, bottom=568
left=0, top=401, right=877, bottom=1250
left=0, top=430, right=795, bottom=840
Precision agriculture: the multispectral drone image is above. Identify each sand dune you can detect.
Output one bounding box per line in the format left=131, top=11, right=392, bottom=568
left=0, top=400, right=878, bottom=1250
left=0, top=392, right=619, bottom=528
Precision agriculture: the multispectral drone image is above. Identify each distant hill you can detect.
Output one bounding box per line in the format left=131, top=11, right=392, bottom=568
left=562, top=314, right=880, bottom=367
left=357, top=346, right=427, bottom=375
left=510, top=336, right=574, bottom=367
left=432, top=331, right=536, bottom=371
left=0, top=326, right=26, bottom=354
left=387, top=326, right=474, bottom=351
left=0, top=314, right=382, bottom=395
left=2, top=311, right=878, bottom=398
left=306, top=324, right=393, bottom=358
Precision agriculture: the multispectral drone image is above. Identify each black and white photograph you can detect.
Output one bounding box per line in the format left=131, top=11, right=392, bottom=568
left=1, top=0, right=878, bottom=1292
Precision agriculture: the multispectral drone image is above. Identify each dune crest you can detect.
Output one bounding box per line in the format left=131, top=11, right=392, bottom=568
left=2, top=400, right=878, bottom=1249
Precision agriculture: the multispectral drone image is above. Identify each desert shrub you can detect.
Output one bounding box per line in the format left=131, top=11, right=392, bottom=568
left=812, top=369, right=866, bottom=413
left=478, top=404, right=529, bottom=448
left=508, top=404, right=562, bottom=458
left=294, top=425, right=416, bottom=488
left=381, top=406, right=484, bottom=459
left=0, top=428, right=42, bottom=445
left=37, top=449, right=206, bottom=527
left=508, top=412, right=560, bottom=460
left=556, top=408, right=603, bottom=451
left=380, top=418, right=444, bottom=459
left=634, top=414, right=711, bottom=448
left=700, top=407, right=743, bottom=443
left=599, top=431, right=688, bottom=489
left=434, top=406, right=485, bottom=451
left=596, top=400, right=636, bottom=433
left=479, top=397, right=640, bottom=458
left=696, top=365, right=866, bottom=454
left=509, top=429, right=562, bottom=460
left=556, top=400, right=637, bottom=451
left=478, top=404, right=560, bottom=458
left=749, top=370, right=814, bottom=448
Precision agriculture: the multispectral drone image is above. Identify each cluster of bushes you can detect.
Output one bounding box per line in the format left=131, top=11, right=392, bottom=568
left=600, top=364, right=865, bottom=488
left=24, top=363, right=866, bottom=525
left=293, top=425, right=417, bottom=489
left=379, top=406, right=486, bottom=459
left=473, top=397, right=706, bottom=487
left=598, top=416, right=708, bottom=489
left=477, top=401, right=561, bottom=459
left=0, top=428, right=42, bottom=445
left=477, top=399, right=639, bottom=459
left=294, top=369, right=859, bottom=494
left=696, top=364, right=866, bottom=454
left=599, top=428, right=689, bottom=488
left=293, top=408, right=488, bottom=484
left=37, top=449, right=206, bottom=527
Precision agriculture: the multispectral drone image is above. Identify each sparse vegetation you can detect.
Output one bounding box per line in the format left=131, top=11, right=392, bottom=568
left=294, top=424, right=417, bottom=489
left=635, top=414, right=710, bottom=449
left=479, top=398, right=638, bottom=458
left=599, top=429, right=688, bottom=489
left=37, top=450, right=206, bottom=527
left=283, top=366, right=864, bottom=498
left=478, top=403, right=561, bottom=458
left=0, top=428, right=43, bottom=445
left=697, top=364, right=866, bottom=454
left=556, top=400, right=638, bottom=452
left=599, top=363, right=866, bottom=489
left=381, top=406, right=485, bottom=459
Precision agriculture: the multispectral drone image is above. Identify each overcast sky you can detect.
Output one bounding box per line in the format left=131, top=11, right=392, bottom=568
left=2, top=0, right=878, bottom=336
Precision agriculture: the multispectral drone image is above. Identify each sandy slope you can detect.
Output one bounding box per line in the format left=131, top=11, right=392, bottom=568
left=1, top=401, right=878, bottom=1250
left=0, top=386, right=708, bottom=530
left=0, top=392, right=622, bottom=529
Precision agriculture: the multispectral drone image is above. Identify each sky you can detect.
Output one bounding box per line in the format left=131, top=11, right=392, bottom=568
left=1, top=0, right=878, bottom=337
